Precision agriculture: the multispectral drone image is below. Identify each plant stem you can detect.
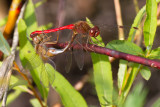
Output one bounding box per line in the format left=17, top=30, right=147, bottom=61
left=13, top=62, right=45, bottom=107
left=49, top=43, right=160, bottom=70
left=114, top=0, right=124, bottom=40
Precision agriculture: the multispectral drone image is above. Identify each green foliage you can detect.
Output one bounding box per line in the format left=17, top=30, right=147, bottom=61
left=0, top=31, right=10, bottom=56
left=50, top=63, right=87, bottom=107
left=140, top=66, right=151, bottom=80
left=3, top=0, right=160, bottom=106
left=143, top=0, right=157, bottom=48
left=149, top=47, right=160, bottom=59
left=106, top=40, right=144, bottom=56
left=152, top=98, right=160, bottom=107
left=123, top=82, right=148, bottom=107
left=86, top=18, right=113, bottom=106
left=0, top=16, right=8, bottom=27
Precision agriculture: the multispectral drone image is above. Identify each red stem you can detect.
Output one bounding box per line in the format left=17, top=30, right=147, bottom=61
left=48, top=43, right=160, bottom=69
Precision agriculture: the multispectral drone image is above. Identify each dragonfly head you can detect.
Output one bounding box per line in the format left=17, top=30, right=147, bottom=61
left=89, top=26, right=100, bottom=37
left=32, top=35, right=43, bottom=44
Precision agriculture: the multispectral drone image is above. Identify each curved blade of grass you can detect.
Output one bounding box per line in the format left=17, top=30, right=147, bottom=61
left=86, top=18, right=113, bottom=106
left=118, top=60, right=127, bottom=90
left=128, top=6, right=146, bottom=42
left=152, top=98, right=160, bottom=107
left=143, top=0, right=157, bottom=48
left=128, top=0, right=160, bottom=42
left=120, top=64, right=142, bottom=104
left=0, top=32, right=10, bottom=56
left=18, top=19, right=48, bottom=99
left=46, top=63, right=87, bottom=107
left=123, top=82, right=148, bottom=107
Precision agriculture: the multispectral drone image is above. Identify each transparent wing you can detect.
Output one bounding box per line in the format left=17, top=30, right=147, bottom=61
left=65, top=48, right=72, bottom=73
left=73, top=35, right=84, bottom=70
left=39, top=62, right=50, bottom=88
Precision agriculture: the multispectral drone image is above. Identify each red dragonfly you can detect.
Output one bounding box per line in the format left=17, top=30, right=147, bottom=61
left=29, top=32, right=76, bottom=87
left=30, top=21, right=139, bottom=73
left=30, top=21, right=101, bottom=72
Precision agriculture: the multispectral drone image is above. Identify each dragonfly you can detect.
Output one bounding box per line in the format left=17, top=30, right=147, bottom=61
left=30, top=21, right=101, bottom=72
left=28, top=31, right=77, bottom=87
left=30, top=21, right=139, bottom=73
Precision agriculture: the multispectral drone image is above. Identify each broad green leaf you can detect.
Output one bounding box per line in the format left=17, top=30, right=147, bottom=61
left=118, top=60, right=128, bottom=90
left=0, top=16, right=8, bottom=27
left=50, top=64, right=87, bottom=107
left=18, top=19, right=48, bottom=99
left=143, top=0, right=157, bottom=47
left=140, top=66, right=151, bottom=80
left=128, top=6, right=146, bottom=42
left=0, top=31, right=10, bottom=56
left=152, top=98, right=160, bottom=107
left=106, top=40, right=143, bottom=55
left=148, top=47, right=160, bottom=59
left=123, top=82, right=148, bottom=107
left=30, top=98, right=42, bottom=107
left=86, top=18, right=113, bottom=106
left=24, top=0, right=38, bottom=38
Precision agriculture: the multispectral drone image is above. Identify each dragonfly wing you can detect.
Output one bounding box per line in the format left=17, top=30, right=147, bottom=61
left=26, top=51, right=42, bottom=71
left=73, top=36, right=84, bottom=70
left=45, top=58, right=56, bottom=85
left=65, top=48, right=72, bottom=73
left=39, top=62, right=50, bottom=88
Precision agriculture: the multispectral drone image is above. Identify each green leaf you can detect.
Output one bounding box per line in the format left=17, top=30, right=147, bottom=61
left=0, top=31, right=10, bottom=56
left=152, top=98, right=160, bottom=107
left=140, top=66, right=151, bottom=80
left=86, top=18, right=113, bottom=106
left=0, top=16, right=8, bottom=27
left=118, top=60, right=128, bottom=90
left=38, top=23, right=53, bottom=30
left=9, top=75, right=28, bottom=89
left=24, top=0, right=38, bottom=38
left=106, top=40, right=143, bottom=55
left=86, top=17, right=105, bottom=46
left=123, top=82, right=148, bottom=107
left=30, top=98, right=43, bottom=107
left=50, top=63, right=87, bottom=107
left=18, top=19, right=48, bottom=99
left=128, top=6, right=146, bottom=42
left=4, top=90, right=21, bottom=106
left=35, top=0, right=46, bottom=8
left=120, top=64, right=142, bottom=104
left=143, top=0, right=157, bottom=47
left=149, top=47, right=160, bottom=59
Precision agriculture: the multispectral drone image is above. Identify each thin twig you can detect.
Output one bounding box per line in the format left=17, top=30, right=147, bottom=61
left=13, top=62, right=45, bottom=107
left=114, top=0, right=124, bottom=40
left=49, top=43, right=160, bottom=70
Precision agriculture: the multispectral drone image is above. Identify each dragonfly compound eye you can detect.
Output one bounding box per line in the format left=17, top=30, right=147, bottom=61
left=89, top=26, right=100, bottom=37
